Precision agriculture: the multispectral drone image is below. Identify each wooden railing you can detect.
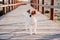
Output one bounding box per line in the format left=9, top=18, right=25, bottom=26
left=0, top=1, right=29, bottom=7
left=0, top=2, right=28, bottom=14
left=1, top=2, right=60, bottom=9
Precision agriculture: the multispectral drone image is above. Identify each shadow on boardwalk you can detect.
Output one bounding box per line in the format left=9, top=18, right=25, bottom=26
left=0, top=33, right=30, bottom=40
left=0, top=33, right=60, bottom=40
left=37, top=34, right=60, bottom=40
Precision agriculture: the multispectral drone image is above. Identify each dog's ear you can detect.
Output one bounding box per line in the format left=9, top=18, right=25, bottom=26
left=31, top=11, right=36, bottom=15
left=27, top=9, right=30, bottom=13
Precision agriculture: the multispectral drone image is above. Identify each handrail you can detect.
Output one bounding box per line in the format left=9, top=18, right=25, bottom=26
left=0, top=2, right=60, bottom=9
left=0, top=2, right=28, bottom=8
left=40, top=4, right=60, bottom=9
left=30, top=3, right=60, bottom=9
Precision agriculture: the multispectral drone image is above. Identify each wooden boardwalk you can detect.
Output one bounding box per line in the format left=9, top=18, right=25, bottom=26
left=0, top=4, right=60, bottom=40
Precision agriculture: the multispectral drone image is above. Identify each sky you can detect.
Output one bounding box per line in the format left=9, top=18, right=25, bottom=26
left=0, top=0, right=2, bottom=1
left=0, top=0, right=29, bottom=1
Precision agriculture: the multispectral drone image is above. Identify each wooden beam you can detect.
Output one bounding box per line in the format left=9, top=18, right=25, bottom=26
left=31, top=0, right=35, bottom=7
left=13, top=0, right=15, bottom=9
left=38, top=0, right=39, bottom=11
left=34, top=0, right=36, bottom=9
left=3, top=0, right=6, bottom=14
left=10, top=0, right=13, bottom=11
left=14, top=0, right=16, bottom=9
left=15, top=0, right=17, bottom=8
left=11, top=0, right=13, bottom=10
left=14, top=0, right=15, bottom=8
left=31, top=0, right=34, bottom=7
left=8, top=0, right=10, bottom=11
left=12, top=0, right=14, bottom=10
left=10, top=0, right=12, bottom=11
left=50, top=0, right=54, bottom=20
left=42, top=0, right=44, bottom=14
left=30, top=0, right=32, bottom=6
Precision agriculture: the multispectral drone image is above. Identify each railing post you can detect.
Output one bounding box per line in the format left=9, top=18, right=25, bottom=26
left=10, top=0, right=12, bottom=11
left=31, top=0, right=34, bottom=7
left=11, top=0, right=13, bottom=10
left=50, top=0, right=54, bottom=20
left=12, top=0, right=14, bottom=10
left=13, top=0, right=15, bottom=9
left=42, top=0, right=44, bottom=14
left=14, top=0, right=15, bottom=9
left=38, top=0, right=39, bottom=11
left=15, top=0, right=17, bottom=9
left=9, top=0, right=10, bottom=11
left=3, top=0, right=6, bottom=14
